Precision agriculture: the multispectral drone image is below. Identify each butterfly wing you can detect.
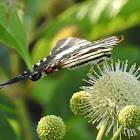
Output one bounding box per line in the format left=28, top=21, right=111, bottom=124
left=34, top=36, right=119, bottom=71
left=33, top=38, right=92, bottom=71
left=50, top=37, right=92, bottom=57
left=60, top=36, right=119, bottom=70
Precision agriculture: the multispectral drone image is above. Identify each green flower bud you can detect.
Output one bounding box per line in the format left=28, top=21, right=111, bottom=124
left=70, top=91, right=91, bottom=117
left=119, top=105, right=140, bottom=129
left=37, top=115, right=65, bottom=140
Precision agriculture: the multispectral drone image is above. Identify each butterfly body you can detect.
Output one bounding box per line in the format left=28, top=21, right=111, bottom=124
left=0, top=36, right=120, bottom=88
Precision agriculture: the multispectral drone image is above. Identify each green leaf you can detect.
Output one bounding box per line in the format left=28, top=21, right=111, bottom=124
left=0, top=2, right=32, bottom=70
left=0, top=94, right=17, bottom=115
left=0, top=94, right=20, bottom=139
left=43, top=0, right=140, bottom=40
left=0, top=111, right=19, bottom=140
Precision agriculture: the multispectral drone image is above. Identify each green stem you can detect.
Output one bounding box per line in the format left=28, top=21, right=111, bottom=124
left=15, top=99, right=33, bottom=140
left=111, top=125, right=124, bottom=140
left=96, top=121, right=108, bottom=140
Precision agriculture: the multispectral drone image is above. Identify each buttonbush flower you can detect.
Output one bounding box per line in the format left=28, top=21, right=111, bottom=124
left=119, top=105, right=140, bottom=129
left=70, top=91, right=91, bottom=116
left=111, top=105, right=140, bottom=140
left=37, top=115, right=65, bottom=140
left=74, top=60, right=140, bottom=139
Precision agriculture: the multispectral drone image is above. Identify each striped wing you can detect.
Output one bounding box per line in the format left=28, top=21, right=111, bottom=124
left=34, top=36, right=119, bottom=71
left=50, top=37, right=92, bottom=56
left=33, top=37, right=92, bottom=71
left=51, top=36, right=119, bottom=58
left=61, top=36, right=119, bottom=70
left=34, top=37, right=92, bottom=71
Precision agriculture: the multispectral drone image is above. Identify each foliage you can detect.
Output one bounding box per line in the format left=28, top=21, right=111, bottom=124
left=0, top=0, right=140, bottom=140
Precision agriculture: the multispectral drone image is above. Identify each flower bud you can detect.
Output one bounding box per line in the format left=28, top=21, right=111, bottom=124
left=70, top=91, right=91, bottom=117
left=37, top=115, right=65, bottom=140
left=119, top=105, right=140, bottom=129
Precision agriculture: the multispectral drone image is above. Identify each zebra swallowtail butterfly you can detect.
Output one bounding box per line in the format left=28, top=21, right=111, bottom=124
left=0, top=36, right=123, bottom=88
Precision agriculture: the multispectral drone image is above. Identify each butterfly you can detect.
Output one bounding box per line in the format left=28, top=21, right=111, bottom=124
left=0, top=35, right=123, bottom=88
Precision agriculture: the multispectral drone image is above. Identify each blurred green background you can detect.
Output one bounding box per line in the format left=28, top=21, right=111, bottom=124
left=0, top=0, right=140, bottom=140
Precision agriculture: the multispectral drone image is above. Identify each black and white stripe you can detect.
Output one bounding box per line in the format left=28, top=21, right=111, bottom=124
left=33, top=36, right=119, bottom=71
left=54, top=36, right=119, bottom=70
left=0, top=36, right=119, bottom=88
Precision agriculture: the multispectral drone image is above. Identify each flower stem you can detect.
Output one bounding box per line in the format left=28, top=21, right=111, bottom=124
left=111, top=125, right=124, bottom=140
left=96, top=121, right=107, bottom=140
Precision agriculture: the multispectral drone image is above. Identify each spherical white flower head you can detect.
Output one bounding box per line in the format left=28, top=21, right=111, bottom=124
left=81, top=60, right=140, bottom=137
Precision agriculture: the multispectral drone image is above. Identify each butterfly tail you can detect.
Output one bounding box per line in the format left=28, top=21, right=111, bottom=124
left=0, top=70, right=31, bottom=89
